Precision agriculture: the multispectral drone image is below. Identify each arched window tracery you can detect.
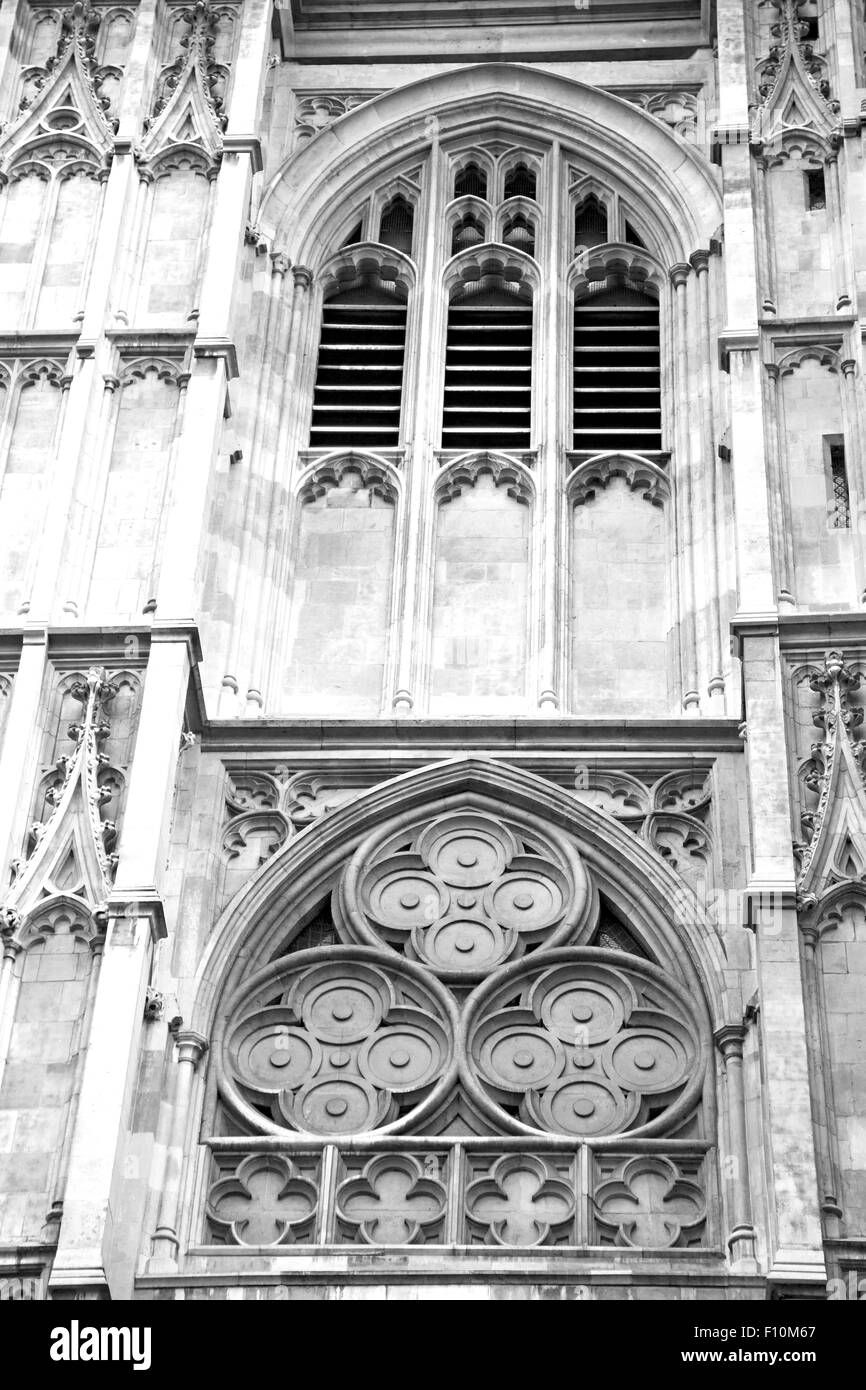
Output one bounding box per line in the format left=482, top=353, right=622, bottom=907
left=201, top=778, right=719, bottom=1253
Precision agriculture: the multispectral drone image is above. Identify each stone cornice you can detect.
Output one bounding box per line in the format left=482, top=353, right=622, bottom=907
left=202, top=718, right=745, bottom=760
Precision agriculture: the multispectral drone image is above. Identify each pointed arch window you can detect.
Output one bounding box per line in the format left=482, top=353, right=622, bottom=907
left=574, top=194, right=608, bottom=250
left=454, top=162, right=487, bottom=200
left=451, top=211, right=485, bottom=256
left=442, top=273, right=533, bottom=451
left=504, top=163, right=536, bottom=201
left=573, top=281, right=662, bottom=452
left=378, top=195, right=415, bottom=254
left=310, top=273, right=408, bottom=449
left=502, top=213, right=535, bottom=258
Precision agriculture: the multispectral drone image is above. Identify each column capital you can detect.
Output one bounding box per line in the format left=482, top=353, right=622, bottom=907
left=669, top=262, right=691, bottom=289
left=174, top=1029, right=209, bottom=1067
left=293, top=266, right=314, bottom=291
left=714, top=1023, right=748, bottom=1060
left=689, top=249, right=711, bottom=275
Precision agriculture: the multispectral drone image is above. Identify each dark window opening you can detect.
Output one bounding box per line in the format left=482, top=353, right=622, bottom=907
left=504, top=163, right=537, bottom=200
left=573, top=282, right=662, bottom=453
left=806, top=169, right=826, bottom=210
left=502, top=213, right=535, bottom=258
left=454, top=162, right=487, bottom=200
left=310, top=280, right=406, bottom=449
left=830, top=443, right=850, bottom=529
left=451, top=212, right=485, bottom=256
left=442, top=283, right=532, bottom=451
left=342, top=222, right=363, bottom=247
left=624, top=221, right=646, bottom=248
left=574, top=194, right=609, bottom=250
left=378, top=195, right=414, bottom=254
left=591, top=897, right=651, bottom=959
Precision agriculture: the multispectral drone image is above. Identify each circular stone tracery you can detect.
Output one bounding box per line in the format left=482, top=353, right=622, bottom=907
left=463, top=948, right=705, bottom=1139
left=220, top=947, right=459, bottom=1138
left=338, top=808, right=592, bottom=979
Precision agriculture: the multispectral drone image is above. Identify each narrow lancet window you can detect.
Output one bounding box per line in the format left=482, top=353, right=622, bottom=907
left=573, top=282, right=662, bottom=452
left=310, top=276, right=407, bottom=448
left=442, top=277, right=532, bottom=450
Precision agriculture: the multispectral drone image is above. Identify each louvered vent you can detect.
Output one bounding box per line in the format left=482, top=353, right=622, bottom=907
left=574, top=195, right=608, bottom=250
left=451, top=212, right=485, bottom=256
left=379, top=196, right=414, bottom=254
left=310, top=282, right=406, bottom=448
left=442, top=284, right=532, bottom=450
left=504, top=163, right=537, bottom=200
left=454, top=163, right=487, bottom=199
left=573, top=282, right=662, bottom=452
left=502, top=213, right=535, bottom=258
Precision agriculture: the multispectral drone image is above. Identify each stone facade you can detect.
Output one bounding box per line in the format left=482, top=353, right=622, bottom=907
left=0, top=0, right=863, bottom=1303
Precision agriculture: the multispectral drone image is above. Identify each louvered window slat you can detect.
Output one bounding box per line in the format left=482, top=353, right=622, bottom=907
left=442, top=292, right=532, bottom=450
left=310, top=291, right=406, bottom=448
left=572, top=288, right=662, bottom=452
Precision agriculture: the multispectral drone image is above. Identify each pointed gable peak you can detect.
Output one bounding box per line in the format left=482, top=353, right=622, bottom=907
left=3, top=668, right=119, bottom=921
left=797, top=651, right=866, bottom=898
left=0, top=1, right=115, bottom=169
left=753, top=0, right=840, bottom=150
left=140, top=1, right=227, bottom=165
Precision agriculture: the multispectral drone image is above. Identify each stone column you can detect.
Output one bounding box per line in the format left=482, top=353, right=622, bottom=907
left=690, top=250, right=724, bottom=703
left=763, top=364, right=796, bottom=606
left=799, top=922, right=843, bottom=1238
left=537, top=138, right=562, bottom=713
left=219, top=251, right=291, bottom=716
left=670, top=262, right=699, bottom=711
left=714, top=1023, right=758, bottom=1270
left=0, top=631, right=48, bottom=883
left=735, top=622, right=826, bottom=1292
left=47, top=634, right=192, bottom=1299
left=0, top=919, right=21, bottom=1096
left=45, top=921, right=107, bottom=1227
left=257, top=265, right=314, bottom=713
left=840, top=358, right=866, bottom=602
left=148, top=1028, right=208, bottom=1272
left=391, top=134, right=446, bottom=716
left=824, top=153, right=853, bottom=311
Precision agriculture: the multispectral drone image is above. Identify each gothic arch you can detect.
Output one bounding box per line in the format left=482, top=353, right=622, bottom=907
left=190, top=757, right=730, bottom=1039
left=258, top=64, right=722, bottom=270
left=295, top=449, right=403, bottom=504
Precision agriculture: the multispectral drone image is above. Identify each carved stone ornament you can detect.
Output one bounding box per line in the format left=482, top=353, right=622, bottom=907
left=463, top=949, right=704, bottom=1139
left=140, top=0, right=229, bottom=163
left=796, top=650, right=866, bottom=897
left=219, top=947, right=460, bottom=1138
left=465, top=1153, right=575, bottom=1247
left=751, top=0, right=840, bottom=151
left=0, top=0, right=115, bottom=170
left=335, top=1152, right=447, bottom=1244
left=207, top=1153, right=318, bottom=1246
left=592, top=1153, right=706, bottom=1248
left=337, top=809, right=592, bottom=979
left=219, top=940, right=705, bottom=1142
left=3, top=667, right=120, bottom=916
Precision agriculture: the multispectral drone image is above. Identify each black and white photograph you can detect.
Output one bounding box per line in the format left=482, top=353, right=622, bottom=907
left=0, top=0, right=861, bottom=1365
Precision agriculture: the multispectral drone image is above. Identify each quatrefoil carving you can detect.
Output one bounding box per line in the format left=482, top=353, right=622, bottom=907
left=206, top=1155, right=318, bottom=1246
left=220, top=947, right=459, bottom=1138
left=464, top=949, right=704, bottom=1139
left=593, top=1155, right=706, bottom=1248
left=336, top=1153, right=447, bottom=1244
left=465, top=1154, right=575, bottom=1247
left=339, top=809, right=590, bottom=979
